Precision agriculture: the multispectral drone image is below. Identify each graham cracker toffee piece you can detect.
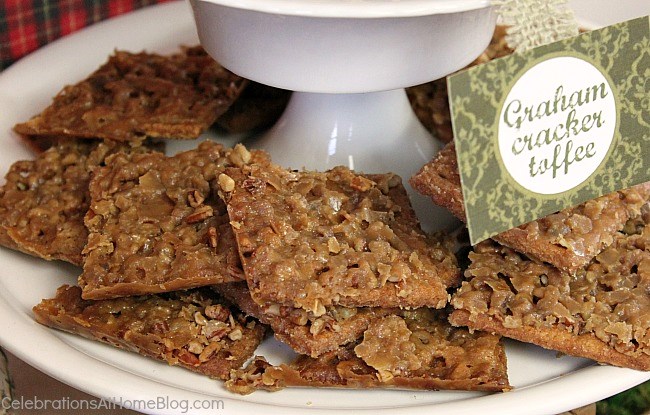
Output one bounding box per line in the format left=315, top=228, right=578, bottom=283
left=223, top=163, right=460, bottom=314
left=216, top=282, right=396, bottom=358
left=226, top=309, right=510, bottom=394
left=0, top=140, right=149, bottom=265
left=409, top=142, right=465, bottom=220
left=449, top=218, right=650, bottom=370
left=14, top=46, right=246, bottom=142
left=410, top=142, right=650, bottom=274
left=33, top=285, right=265, bottom=380
left=80, top=141, right=269, bottom=299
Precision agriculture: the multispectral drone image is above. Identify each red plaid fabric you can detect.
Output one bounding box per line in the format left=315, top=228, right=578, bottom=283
left=0, top=0, right=175, bottom=70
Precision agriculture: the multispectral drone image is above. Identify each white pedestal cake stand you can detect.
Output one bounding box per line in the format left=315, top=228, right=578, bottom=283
left=189, top=0, right=496, bottom=231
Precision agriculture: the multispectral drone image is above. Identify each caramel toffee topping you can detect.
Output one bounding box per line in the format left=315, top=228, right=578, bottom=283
left=80, top=141, right=269, bottom=299
left=225, top=163, right=460, bottom=313
left=33, top=285, right=266, bottom=379
left=15, top=46, right=246, bottom=142
left=450, top=214, right=650, bottom=370
left=226, top=309, right=510, bottom=394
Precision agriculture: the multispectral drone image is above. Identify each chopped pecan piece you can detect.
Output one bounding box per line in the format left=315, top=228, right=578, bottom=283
left=185, top=205, right=214, bottom=224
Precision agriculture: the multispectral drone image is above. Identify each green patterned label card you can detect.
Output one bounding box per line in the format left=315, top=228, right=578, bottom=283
left=448, top=16, right=650, bottom=245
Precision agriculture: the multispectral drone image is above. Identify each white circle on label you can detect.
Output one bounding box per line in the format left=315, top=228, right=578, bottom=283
left=498, top=56, right=616, bottom=195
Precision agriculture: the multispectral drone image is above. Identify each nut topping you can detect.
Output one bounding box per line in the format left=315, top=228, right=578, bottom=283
left=188, top=190, right=205, bottom=208
left=198, top=341, right=222, bottom=362
left=186, top=205, right=214, bottom=224
left=205, top=304, right=230, bottom=321
left=218, top=174, right=236, bottom=193
left=208, top=226, right=219, bottom=251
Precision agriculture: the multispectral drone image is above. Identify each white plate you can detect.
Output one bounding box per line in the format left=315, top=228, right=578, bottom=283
left=0, top=2, right=649, bottom=415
